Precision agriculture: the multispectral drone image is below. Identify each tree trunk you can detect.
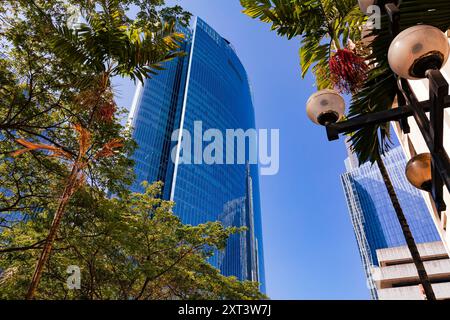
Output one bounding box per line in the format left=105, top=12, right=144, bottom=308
left=375, top=156, right=436, bottom=300
left=26, top=163, right=81, bottom=299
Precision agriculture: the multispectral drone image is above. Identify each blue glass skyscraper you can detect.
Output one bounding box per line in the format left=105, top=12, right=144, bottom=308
left=128, top=18, right=265, bottom=291
left=341, top=146, right=441, bottom=299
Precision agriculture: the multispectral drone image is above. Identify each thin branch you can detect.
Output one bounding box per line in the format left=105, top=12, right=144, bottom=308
left=0, top=239, right=46, bottom=253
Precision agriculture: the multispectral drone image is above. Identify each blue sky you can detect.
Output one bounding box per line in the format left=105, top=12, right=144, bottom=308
left=113, top=0, right=370, bottom=300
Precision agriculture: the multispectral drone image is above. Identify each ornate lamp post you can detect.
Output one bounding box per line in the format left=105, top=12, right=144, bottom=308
left=308, top=4, right=450, bottom=213
left=307, top=1, right=450, bottom=301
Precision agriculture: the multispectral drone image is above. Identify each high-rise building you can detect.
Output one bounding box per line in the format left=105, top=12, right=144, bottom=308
left=341, top=146, right=441, bottom=299
left=127, top=18, right=265, bottom=291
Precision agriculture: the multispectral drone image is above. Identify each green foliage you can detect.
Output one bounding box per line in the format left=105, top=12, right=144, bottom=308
left=1, top=0, right=264, bottom=299
left=0, top=183, right=265, bottom=300
left=241, top=0, right=366, bottom=89
left=47, top=2, right=186, bottom=83
left=0, top=0, right=189, bottom=216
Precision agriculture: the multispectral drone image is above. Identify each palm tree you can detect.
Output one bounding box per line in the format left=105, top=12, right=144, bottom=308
left=241, top=0, right=365, bottom=90
left=372, top=140, right=435, bottom=300
left=12, top=0, right=187, bottom=299
left=240, top=0, right=449, bottom=300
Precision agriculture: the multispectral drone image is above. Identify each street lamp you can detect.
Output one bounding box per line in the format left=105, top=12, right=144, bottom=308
left=307, top=2, right=448, bottom=302
left=388, top=25, right=450, bottom=80
left=405, top=153, right=433, bottom=192
left=389, top=24, right=449, bottom=212
left=307, top=11, right=450, bottom=213
left=306, top=89, right=345, bottom=126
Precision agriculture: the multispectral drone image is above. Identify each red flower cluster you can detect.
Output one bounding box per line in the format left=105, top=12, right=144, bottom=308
left=329, top=49, right=368, bottom=94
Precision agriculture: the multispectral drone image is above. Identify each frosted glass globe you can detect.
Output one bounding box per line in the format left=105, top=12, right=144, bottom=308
left=306, top=89, right=345, bottom=126
left=388, top=25, right=450, bottom=79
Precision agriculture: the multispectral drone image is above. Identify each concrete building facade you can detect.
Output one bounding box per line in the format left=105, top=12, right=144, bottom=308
left=372, top=241, right=450, bottom=300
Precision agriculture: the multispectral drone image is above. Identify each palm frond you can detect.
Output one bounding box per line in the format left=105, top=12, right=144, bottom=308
left=241, top=0, right=324, bottom=39
left=47, top=1, right=186, bottom=84
left=241, top=0, right=366, bottom=89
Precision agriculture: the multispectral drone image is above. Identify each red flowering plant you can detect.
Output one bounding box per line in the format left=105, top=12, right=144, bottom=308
left=329, top=40, right=369, bottom=94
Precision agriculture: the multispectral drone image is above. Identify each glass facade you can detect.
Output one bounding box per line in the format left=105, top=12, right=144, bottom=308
left=341, top=146, right=441, bottom=299
left=128, top=18, right=265, bottom=292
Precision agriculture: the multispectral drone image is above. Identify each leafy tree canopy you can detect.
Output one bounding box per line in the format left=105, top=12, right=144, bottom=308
left=0, top=0, right=264, bottom=299
left=0, top=183, right=265, bottom=300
